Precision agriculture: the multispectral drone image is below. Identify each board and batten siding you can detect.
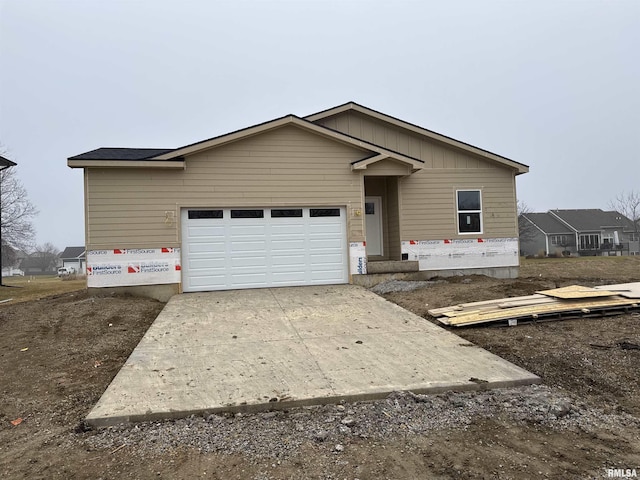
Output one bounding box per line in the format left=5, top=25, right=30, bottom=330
left=314, top=111, right=519, bottom=240
left=85, top=126, right=367, bottom=249
left=314, top=111, right=496, bottom=170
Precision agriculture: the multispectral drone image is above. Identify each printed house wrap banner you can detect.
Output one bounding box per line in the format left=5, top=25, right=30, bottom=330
left=87, top=248, right=181, bottom=287
left=401, top=238, right=519, bottom=270
left=349, top=242, right=367, bottom=275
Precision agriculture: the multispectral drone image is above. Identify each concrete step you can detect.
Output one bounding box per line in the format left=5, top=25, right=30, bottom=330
left=367, top=260, right=419, bottom=274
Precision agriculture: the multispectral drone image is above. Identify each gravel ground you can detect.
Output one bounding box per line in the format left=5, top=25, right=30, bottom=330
left=370, top=280, right=445, bottom=294
left=84, top=385, right=639, bottom=461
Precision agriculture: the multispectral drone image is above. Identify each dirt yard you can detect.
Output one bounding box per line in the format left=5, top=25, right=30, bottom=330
left=1, top=257, right=639, bottom=479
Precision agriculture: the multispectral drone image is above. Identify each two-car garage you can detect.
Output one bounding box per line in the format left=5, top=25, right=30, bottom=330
left=181, top=207, right=349, bottom=292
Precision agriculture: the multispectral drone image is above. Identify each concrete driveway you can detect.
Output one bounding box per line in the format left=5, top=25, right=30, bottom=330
left=86, top=285, right=539, bottom=426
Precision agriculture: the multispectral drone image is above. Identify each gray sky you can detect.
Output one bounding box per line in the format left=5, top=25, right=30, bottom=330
left=1, top=0, right=639, bottom=251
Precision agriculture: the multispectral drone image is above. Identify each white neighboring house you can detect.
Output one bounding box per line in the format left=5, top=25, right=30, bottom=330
left=59, top=246, right=86, bottom=274
left=1, top=267, right=24, bottom=277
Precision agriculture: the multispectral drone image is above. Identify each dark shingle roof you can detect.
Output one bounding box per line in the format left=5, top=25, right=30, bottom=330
left=60, top=246, right=86, bottom=259
left=0, top=155, right=17, bottom=167
left=522, top=213, right=573, bottom=234
left=550, top=209, right=635, bottom=231
left=68, top=148, right=174, bottom=161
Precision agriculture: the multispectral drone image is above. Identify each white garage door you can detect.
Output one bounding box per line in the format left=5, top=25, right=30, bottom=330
left=181, top=207, right=349, bottom=292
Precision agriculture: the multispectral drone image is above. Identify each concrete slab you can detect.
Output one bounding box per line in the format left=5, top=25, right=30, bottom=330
left=86, top=285, right=540, bottom=426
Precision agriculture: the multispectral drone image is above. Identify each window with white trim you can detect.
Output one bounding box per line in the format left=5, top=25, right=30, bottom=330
left=456, top=190, right=482, bottom=234
left=579, top=234, right=600, bottom=250
left=550, top=235, right=568, bottom=246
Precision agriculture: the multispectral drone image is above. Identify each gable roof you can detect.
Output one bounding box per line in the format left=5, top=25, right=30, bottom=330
left=305, top=102, right=529, bottom=174
left=549, top=209, right=635, bottom=232
left=148, top=115, right=425, bottom=171
left=68, top=102, right=526, bottom=175
left=60, top=246, right=86, bottom=259
left=521, top=213, right=574, bottom=235
left=0, top=155, right=17, bottom=168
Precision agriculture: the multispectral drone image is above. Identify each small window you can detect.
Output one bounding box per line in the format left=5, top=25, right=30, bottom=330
left=456, top=190, right=482, bottom=234
left=271, top=209, right=303, bottom=218
left=365, top=202, right=375, bottom=215
left=231, top=209, right=264, bottom=219
left=310, top=208, right=340, bottom=217
left=188, top=210, right=223, bottom=219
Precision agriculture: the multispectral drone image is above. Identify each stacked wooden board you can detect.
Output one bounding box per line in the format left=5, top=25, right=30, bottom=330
left=429, top=283, right=640, bottom=327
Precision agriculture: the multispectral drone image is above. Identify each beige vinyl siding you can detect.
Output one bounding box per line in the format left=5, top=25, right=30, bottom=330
left=85, top=126, right=367, bottom=249
left=400, top=166, right=518, bottom=239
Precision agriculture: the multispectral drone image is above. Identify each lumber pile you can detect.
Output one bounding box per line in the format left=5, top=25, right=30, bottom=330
left=429, top=283, right=640, bottom=327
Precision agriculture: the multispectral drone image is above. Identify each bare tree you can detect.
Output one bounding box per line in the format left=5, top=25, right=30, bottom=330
left=517, top=200, right=537, bottom=242
left=1, top=165, right=38, bottom=253
left=1, top=239, right=17, bottom=267
left=32, top=242, right=60, bottom=272
left=609, top=190, right=640, bottom=234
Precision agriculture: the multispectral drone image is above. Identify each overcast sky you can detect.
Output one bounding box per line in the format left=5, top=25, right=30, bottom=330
left=1, top=0, right=638, bottom=251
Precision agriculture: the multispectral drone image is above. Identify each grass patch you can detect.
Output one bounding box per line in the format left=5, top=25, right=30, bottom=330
left=0, top=275, right=86, bottom=305
left=520, top=255, right=640, bottom=280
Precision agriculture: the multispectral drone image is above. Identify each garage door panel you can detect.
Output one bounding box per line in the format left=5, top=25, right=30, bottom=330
left=189, top=275, right=226, bottom=288
left=182, top=207, right=347, bottom=292
left=271, top=272, right=306, bottom=283
left=271, top=255, right=306, bottom=267
left=230, top=241, right=267, bottom=253
left=188, top=226, right=226, bottom=237
left=229, top=225, right=266, bottom=235
left=309, top=237, right=343, bottom=248
left=271, top=224, right=305, bottom=232
left=189, top=242, right=225, bottom=254
left=229, top=273, right=268, bottom=286
left=310, top=252, right=344, bottom=263
left=309, top=223, right=343, bottom=233
left=189, top=258, right=226, bottom=269
left=270, top=240, right=306, bottom=251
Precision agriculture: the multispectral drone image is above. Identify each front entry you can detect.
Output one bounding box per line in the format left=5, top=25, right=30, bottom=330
left=365, top=196, right=383, bottom=256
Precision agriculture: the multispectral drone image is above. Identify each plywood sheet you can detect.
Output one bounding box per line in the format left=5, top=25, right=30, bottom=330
left=536, top=285, right=617, bottom=299
left=430, top=282, right=640, bottom=327
left=428, top=294, right=548, bottom=317
left=447, top=297, right=638, bottom=327
left=594, top=282, right=640, bottom=299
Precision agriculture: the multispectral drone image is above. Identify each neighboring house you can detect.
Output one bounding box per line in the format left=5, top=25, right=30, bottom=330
left=519, top=212, right=575, bottom=257
left=68, top=102, right=529, bottom=299
left=520, top=209, right=639, bottom=257
left=59, top=246, right=86, bottom=274
left=1, top=267, right=24, bottom=277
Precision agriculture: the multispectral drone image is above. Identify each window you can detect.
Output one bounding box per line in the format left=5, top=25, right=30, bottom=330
left=271, top=209, right=302, bottom=218
left=579, top=234, right=600, bottom=250
left=365, top=202, right=375, bottom=215
left=456, top=190, right=482, bottom=234
left=310, top=208, right=340, bottom=217
left=188, top=210, right=223, bottom=219
left=231, top=209, right=264, bottom=219
left=550, top=235, right=568, bottom=246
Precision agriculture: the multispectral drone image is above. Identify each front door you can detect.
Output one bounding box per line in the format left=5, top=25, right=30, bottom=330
left=365, top=196, right=383, bottom=256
